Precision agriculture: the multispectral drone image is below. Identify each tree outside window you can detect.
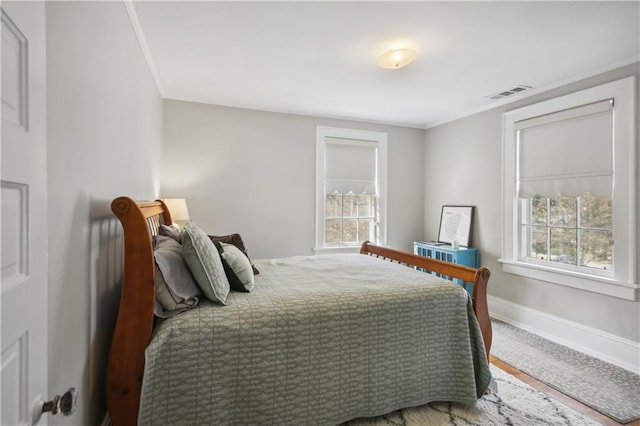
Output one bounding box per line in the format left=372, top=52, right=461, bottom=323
left=325, top=193, right=375, bottom=245
left=521, top=193, right=612, bottom=271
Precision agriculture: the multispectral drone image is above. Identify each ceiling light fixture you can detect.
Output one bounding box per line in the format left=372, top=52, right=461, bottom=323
left=377, top=48, right=417, bottom=69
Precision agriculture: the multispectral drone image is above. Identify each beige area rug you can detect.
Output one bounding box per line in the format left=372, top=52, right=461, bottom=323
left=342, top=365, right=599, bottom=425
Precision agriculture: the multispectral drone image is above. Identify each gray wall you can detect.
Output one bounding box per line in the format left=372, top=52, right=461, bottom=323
left=46, top=2, right=163, bottom=424
left=423, top=63, right=640, bottom=342
left=162, top=100, right=425, bottom=258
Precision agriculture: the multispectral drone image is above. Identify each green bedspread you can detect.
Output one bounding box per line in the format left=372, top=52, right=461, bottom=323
left=139, top=253, right=492, bottom=425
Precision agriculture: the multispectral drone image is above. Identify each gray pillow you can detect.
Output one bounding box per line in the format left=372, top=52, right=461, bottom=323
left=158, top=224, right=182, bottom=243
left=153, top=236, right=201, bottom=317
left=221, top=242, right=255, bottom=292
left=154, top=265, right=199, bottom=318
left=209, top=233, right=259, bottom=275
left=181, top=222, right=230, bottom=305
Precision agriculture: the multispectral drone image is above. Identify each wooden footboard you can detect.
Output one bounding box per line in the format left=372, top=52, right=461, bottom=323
left=360, top=241, right=492, bottom=357
left=106, top=197, right=491, bottom=426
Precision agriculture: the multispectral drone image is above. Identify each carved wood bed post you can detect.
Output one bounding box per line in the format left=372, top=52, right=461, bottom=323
left=471, top=267, right=492, bottom=358
left=106, top=197, right=171, bottom=426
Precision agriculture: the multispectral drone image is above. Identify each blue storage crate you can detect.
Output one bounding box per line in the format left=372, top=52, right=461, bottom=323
left=413, top=242, right=479, bottom=295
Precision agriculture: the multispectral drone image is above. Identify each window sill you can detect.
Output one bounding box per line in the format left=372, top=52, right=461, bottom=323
left=498, top=259, right=639, bottom=301
left=313, top=246, right=362, bottom=255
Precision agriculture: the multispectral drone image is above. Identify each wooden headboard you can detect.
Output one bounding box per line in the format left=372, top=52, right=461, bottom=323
left=105, top=196, right=492, bottom=426
left=106, top=197, right=173, bottom=426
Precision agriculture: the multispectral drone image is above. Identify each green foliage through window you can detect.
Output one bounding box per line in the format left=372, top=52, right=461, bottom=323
left=520, top=193, right=612, bottom=271
left=325, top=193, right=375, bottom=245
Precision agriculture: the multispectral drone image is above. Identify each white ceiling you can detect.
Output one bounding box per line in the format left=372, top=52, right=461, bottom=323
left=132, top=1, right=639, bottom=129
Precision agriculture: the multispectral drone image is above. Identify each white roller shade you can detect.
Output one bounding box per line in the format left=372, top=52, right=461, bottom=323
left=516, top=99, right=613, bottom=197
left=325, top=137, right=377, bottom=194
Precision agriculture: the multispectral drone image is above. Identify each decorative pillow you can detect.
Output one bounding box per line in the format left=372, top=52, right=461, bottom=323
left=182, top=222, right=230, bottom=305
left=154, top=265, right=199, bottom=318
left=159, top=224, right=182, bottom=243
left=211, top=240, right=245, bottom=292
left=212, top=241, right=255, bottom=292
left=209, top=233, right=260, bottom=275
left=153, top=236, right=201, bottom=317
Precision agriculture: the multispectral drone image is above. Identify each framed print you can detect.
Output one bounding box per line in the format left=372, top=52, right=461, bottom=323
left=437, top=205, right=474, bottom=247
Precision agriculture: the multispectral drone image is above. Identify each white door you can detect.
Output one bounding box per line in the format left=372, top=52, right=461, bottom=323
left=1, top=2, right=48, bottom=425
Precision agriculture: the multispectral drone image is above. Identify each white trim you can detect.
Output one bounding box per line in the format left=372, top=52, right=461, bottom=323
left=315, top=126, right=387, bottom=252
left=123, top=0, right=166, bottom=98
left=501, top=77, right=637, bottom=298
left=499, top=259, right=639, bottom=300
left=489, top=295, right=640, bottom=374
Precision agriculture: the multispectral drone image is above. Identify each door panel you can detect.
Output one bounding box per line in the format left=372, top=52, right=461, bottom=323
left=1, top=8, right=28, bottom=130
left=1, top=181, right=28, bottom=287
left=1, top=334, right=28, bottom=425
left=1, top=2, right=47, bottom=425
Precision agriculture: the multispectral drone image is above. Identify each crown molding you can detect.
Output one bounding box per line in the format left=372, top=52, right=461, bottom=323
left=123, top=0, right=166, bottom=98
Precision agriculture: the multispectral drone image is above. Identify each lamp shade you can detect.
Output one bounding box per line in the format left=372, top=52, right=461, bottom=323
left=163, top=198, right=190, bottom=227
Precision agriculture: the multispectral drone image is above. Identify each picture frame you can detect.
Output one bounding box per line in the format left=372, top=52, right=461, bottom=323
left=437, top=205, right=474, bottom=247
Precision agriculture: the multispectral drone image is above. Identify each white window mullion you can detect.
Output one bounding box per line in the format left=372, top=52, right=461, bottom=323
left=576, top=197, right=582, bottom=267
left=546, top=198, right=551, bottom=262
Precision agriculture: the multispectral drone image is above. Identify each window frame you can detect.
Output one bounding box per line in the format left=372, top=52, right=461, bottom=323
left=501, top=77, right=638, bottom=300
left=315, top=126, right=387, bottom=253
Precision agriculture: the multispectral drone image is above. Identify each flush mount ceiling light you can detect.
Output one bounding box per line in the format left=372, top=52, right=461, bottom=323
left=377, top=48, right=417, bottom=69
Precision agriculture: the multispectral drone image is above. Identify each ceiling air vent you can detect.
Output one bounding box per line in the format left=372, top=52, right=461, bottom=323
left=487, top=85, right=532, bottom=101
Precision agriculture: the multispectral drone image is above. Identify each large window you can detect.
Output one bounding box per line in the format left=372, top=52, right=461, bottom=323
left=315, top=126, right=387, bottom=252
left=520, top=193, right=612, bottom=274
left=501, top=77, right=637, bottom=300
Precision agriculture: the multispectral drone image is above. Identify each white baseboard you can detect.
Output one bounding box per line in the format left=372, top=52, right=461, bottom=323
left=488, top=295, right=640, bottom=375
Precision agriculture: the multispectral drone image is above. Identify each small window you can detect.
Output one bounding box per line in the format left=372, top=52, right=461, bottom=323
left=315, top=126, right=387, bottom=252
left=501, top=77, right=637, bottom=300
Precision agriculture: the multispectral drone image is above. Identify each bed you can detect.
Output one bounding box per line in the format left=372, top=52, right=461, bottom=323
left=106, top=197, right=493, bottom=426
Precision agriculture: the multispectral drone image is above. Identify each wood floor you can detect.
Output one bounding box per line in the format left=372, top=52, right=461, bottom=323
left=490, top=356, right=640, bottom=426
